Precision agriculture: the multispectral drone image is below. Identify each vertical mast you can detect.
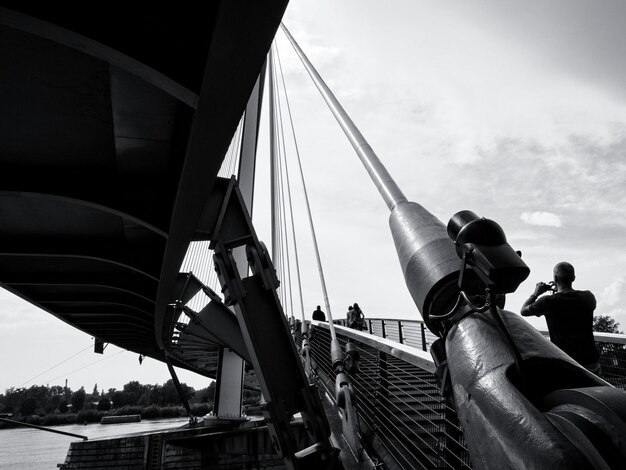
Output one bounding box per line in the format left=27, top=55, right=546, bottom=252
left=268, top=46, right=278, bottom=260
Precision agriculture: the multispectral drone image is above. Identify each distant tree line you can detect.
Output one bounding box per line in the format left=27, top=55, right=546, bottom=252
left=0, top=378, right=259, bottom=427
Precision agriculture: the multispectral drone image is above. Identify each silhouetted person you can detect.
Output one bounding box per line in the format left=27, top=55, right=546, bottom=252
left=347, top=303, right=366, bottom=330
left=312, top=305, right=326, bottom=321
left=521, top=261, right=600, bottom=374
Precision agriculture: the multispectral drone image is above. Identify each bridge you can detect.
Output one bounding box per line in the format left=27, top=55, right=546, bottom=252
left=2, top=3, right=626, bottom=470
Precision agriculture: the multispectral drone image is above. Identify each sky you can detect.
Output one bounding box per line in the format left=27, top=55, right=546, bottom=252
left=2, top=0, right=626, bottom=394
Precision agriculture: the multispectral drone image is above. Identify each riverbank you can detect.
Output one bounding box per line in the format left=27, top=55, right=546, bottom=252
left=0, top=403, right=211, bottom=429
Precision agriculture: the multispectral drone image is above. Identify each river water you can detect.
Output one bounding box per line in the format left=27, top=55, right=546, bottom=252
left=0, top=417, right=189, bottom=469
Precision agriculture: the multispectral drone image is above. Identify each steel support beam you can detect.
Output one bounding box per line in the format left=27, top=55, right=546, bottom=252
left=208, top=176, right=341, bottom=469
left=213, top=67, right=265, bottom=418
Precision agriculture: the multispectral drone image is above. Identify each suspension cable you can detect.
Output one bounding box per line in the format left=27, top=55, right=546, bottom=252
left=272, top=40, right=336, bottom=338
left=269, top=48, right=288, bottom=313
left=276, top=153, right=289, bottom=314
left=274, top=43, right=306, bottom=323
left=275, top=202, right=284, bottom=309
left=45, top=349, right=126, bottom=384
left=281, top=23, right=407, bottom=212
left=274, top=179, right=284, bottom=310
left=18, top=342, right=95, bottom=387
left=276, top=123, right=295, bottom=320
left=181, top=115, right=245, bottom=304
left=271, top=44, right=362, bottom=454
left=273, top=44, right=301, bottom=321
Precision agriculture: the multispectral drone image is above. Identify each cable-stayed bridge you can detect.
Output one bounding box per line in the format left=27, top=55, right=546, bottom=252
left=2, top=4, right=626, bottom=469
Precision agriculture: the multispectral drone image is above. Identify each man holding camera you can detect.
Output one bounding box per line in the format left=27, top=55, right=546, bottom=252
left=521, top=261, right=601, bottom=374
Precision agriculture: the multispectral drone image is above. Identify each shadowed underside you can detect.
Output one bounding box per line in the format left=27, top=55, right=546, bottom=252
left=0, top=2, right=288, bottom=378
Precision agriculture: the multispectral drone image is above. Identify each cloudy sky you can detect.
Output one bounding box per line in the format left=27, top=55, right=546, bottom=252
left=2, top=1, right=626, bottom=393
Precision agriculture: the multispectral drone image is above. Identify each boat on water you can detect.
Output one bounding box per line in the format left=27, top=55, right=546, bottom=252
left=100, top=415, right=141, bottom=425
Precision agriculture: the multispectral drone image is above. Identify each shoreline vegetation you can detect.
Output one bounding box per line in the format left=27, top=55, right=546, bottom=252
left=0, top=378, right=261, bottom=430
left=0, top=403, right=212, bottom=429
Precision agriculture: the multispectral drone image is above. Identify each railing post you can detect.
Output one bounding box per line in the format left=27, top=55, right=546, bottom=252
left=398, top=320, right=404, bottom=344
left=421, top=322, right=427, bottom=352
left=368, top=319, right=372, bottom=334
left=381, top=320, right=386, bottom=339
left=374, top=350, right=388, bottom=436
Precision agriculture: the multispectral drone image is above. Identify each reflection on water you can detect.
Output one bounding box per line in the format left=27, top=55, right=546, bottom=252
left=0, top=417, right=189, bottom=470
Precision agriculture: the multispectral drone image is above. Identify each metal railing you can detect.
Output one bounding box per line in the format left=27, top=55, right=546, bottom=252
left=336, top=317, right=626, bottom=389
left=297, top=322, right=472, bottom=470
left=593, top=332, right=626, bottom=388
left=333, top=318, right=438, bottom=352
left=304, top=318, right=626, bottom=469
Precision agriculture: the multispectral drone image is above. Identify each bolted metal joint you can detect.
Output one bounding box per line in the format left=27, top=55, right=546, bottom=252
left=301, top=339, right=310, bottom=356
left=246, top=241, right=280, bottom=290
left=344, top=342, right=360, bottom=374
left=330, top=338, right=344, bottom=371
left=213, top=250, right=246, bottom=306
left=201, top=285, right=223, bottom=303
left=335, top=372, right=351, bottom=409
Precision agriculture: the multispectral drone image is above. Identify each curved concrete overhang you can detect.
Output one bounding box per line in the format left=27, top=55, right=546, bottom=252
left=0, top=2, right=288, bottom=377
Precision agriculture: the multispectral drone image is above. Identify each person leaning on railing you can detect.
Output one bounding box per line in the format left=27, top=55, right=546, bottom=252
left=521, top=261, right=601, bottom=374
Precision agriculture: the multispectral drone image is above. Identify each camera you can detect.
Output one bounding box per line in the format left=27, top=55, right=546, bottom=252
left=539, top=281, right=556, bottom=294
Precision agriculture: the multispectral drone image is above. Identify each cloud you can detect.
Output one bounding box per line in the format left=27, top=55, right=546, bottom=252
left=598, top=277, right=626, bottom=308
left=520, top=211, right=562, bottom=227
left=443, top=0, right=626, bottom=104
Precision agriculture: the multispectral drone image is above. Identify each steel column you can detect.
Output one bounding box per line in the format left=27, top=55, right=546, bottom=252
left=213, top=67, right=266, bottom=418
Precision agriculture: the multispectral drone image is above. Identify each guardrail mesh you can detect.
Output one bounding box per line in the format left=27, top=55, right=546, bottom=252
left=596, top=339, right=626, bottom=388
left=359, top=318, right=626, bottom=390
left=308, top=319, right=626, bottom=469
left=300, top=325, right=472, bottom=470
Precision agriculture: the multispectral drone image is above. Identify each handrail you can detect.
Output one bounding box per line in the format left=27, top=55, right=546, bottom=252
left=333, top=317, right=626, bottom=390
left=360, top=317, right=626, bottom=345
left=312, top=321, right=435, bottom=373
left=299, top=320, right=472, bottom=469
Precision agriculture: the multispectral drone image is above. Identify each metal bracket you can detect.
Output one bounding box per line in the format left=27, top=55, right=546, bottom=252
left=340, top=381, right=364, bottom=462
left=247, top=241, right=280, bottom=291
left=214, top=245, right=246, bottom=307
left=207, top=176, right=342, bottom=470
left=344, top=342, right=360, bottom=374
left=300, top=322, right=313, bottom=377
left=334, top=353, right=365, bottom=462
